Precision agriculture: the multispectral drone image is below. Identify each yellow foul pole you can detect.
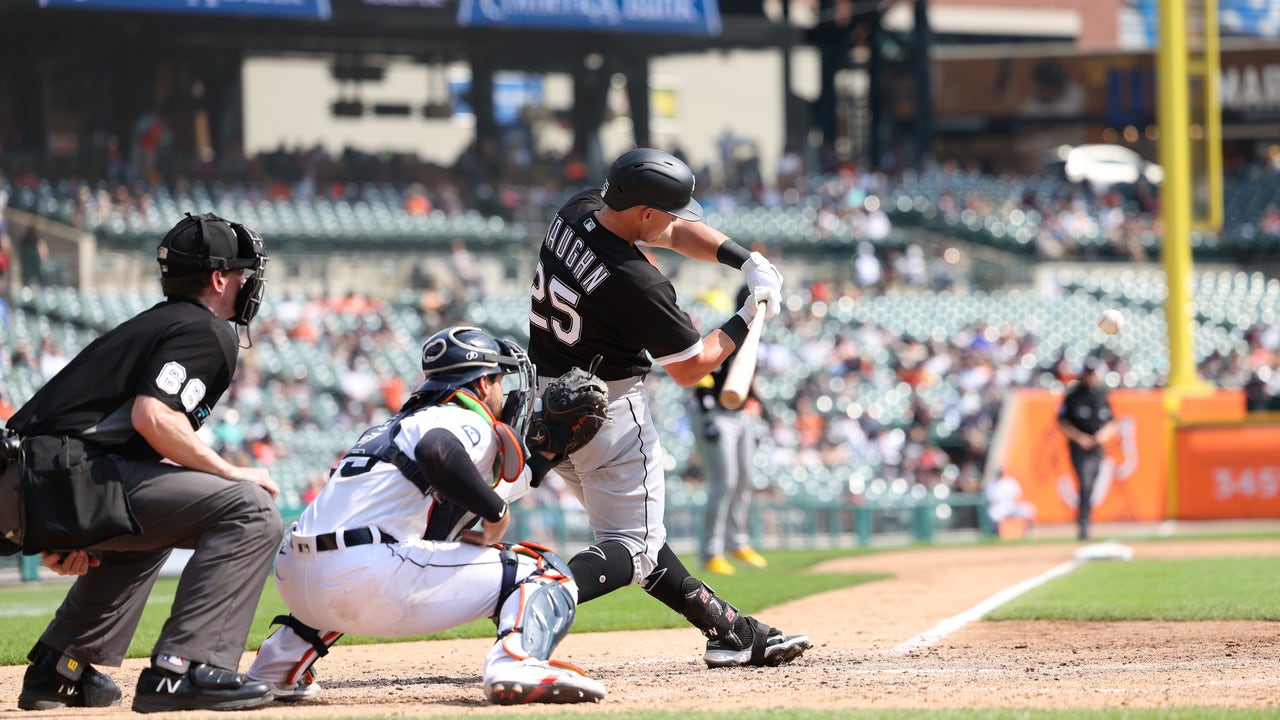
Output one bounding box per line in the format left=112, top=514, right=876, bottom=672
left=1157, top=0, right=1198, bottom=391
left=1157, top=0, right=1202, bottom=519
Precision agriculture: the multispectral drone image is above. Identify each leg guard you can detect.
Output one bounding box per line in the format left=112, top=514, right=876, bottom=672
left=678, top=577, right=742, bottom=642
left=492, top=542, right=578, bottom=662
left=269, top=615, right=342, bottom=685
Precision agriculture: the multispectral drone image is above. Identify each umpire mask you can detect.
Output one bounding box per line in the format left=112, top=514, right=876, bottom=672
left=228, top=223, right=267, bottom=326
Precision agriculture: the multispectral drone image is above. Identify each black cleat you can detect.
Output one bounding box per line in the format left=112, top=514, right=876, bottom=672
left=704, top=616, right=812, bottom=668
left=18, top=649, right=122, bottom=711
left=132, top=662, right=273, bottom=714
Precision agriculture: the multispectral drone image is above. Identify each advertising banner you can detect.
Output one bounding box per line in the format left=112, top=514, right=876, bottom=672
left=999, top=390, right=1169, bottom=525
left=39, top=0, right=331, bottom=19
left=456, top=0, right=722, bottom=36
left=1175, top=424, right=1280, bottom=519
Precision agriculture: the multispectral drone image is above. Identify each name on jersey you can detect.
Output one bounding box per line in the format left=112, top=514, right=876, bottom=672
left=544, top=216, right=610, bottom=293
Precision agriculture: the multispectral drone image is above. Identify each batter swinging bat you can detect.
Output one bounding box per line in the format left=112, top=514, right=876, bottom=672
left=719, top=301, right=767, bottom=410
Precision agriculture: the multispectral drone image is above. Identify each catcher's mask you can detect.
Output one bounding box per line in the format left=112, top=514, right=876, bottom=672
left=413, top=326, right=535, bottom=436
left=602, top=148, right=703, bottom=221
left=157, top=212, right=268, bottom=326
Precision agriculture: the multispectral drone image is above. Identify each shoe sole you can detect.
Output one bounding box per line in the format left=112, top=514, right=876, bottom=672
left=485, top=681, right=605, bottom=705
left=131, top=693, right=274, bottom=714
left=17, top=696, right=122, bottom=711
left=704, top=635, right=812, bottom=668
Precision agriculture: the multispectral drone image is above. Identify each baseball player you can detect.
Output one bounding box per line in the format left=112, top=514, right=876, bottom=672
left=690, top=286, right=769, bottom=575
left=8, top=213, right=280, bottom=713
left=527, top=148, right=811, bottom=667
left=247, top=326, right=607, bottom=705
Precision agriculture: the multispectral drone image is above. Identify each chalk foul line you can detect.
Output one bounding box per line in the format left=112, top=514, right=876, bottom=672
left=888, top=559, right=1081, bottom=655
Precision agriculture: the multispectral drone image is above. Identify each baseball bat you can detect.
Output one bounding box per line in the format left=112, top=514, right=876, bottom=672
left=718, top=301, right=767, bottom=410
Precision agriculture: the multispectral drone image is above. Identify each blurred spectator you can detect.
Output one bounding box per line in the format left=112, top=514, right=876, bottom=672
left=984, top=468, right=1036, bottom=540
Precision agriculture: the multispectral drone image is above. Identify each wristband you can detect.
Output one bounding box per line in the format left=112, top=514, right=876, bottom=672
left=719, top=314, right=749, bottom=346
left=716, top=240, right=751, bottom=268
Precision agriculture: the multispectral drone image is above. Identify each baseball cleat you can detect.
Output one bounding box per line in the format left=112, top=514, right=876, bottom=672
left=269, top=678, right=322, bottom=702
left=703, top=556, right=736, bottom=575
left=729, top=547, right=768, bottom=569
left=484, top=659, right=605, bottom=705
left=704, top=617, right=812, bottom=668
left=18, top=651, right=122, bottom=710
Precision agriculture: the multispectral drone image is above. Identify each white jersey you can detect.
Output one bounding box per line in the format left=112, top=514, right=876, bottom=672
left=295, top=403, right=528, bottom=544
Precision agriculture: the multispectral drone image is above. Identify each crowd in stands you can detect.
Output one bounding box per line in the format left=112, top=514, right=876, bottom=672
left=8, top=136, right=1280, bottom=269
left=5, top=138, right=1280, bottom=521
left=5, top=267, right=1280, bottom=516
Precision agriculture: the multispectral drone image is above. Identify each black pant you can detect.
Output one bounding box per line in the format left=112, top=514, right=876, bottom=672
left=1068, top=445, right=1102, bottom=540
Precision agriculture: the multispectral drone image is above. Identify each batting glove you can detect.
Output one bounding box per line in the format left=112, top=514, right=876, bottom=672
left=740, top=252, right=783, bottom=319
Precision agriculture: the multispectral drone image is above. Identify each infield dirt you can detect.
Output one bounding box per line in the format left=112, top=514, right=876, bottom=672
left=2, top=529, right=1277, bottom=718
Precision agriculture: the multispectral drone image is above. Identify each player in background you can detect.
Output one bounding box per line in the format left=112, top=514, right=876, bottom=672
left=527, top=148, right=811, bottom=667
left=247, top=326, right=606, bottom=706
left=690, top=286, right=769, bottom=575
left=8, top=213, right=280, bottom=713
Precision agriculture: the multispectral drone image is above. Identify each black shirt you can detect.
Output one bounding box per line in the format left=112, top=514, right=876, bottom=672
left=1057, top=381, right=1113, bottom=445
left=529, top=190, right=701, bottom=380
left=9, top=298, right=238, bottom=460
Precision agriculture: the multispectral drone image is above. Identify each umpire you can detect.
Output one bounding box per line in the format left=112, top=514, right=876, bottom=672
left=1056, top=357, right=1116, bottom=541
left=4, top=213, right=282, bottom=713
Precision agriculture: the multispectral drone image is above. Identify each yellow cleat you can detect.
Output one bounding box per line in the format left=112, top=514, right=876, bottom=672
left=703, top=556, right=736, bottom=575
left=729, top=547, right=768, bottom=569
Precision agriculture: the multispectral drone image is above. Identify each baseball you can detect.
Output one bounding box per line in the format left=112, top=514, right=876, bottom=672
left=1098, top=309, right=1124, bottom=335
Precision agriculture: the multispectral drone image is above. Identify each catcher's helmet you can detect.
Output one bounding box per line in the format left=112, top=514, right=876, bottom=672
left=413, top=326, right=535, bottom=433
left=601, top=148, right=703, bottom=221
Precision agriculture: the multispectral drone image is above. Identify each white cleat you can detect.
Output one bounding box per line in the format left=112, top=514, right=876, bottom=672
left=484, top=659, right=605, bottom=705
left=269, top=679, right=322, bottom=702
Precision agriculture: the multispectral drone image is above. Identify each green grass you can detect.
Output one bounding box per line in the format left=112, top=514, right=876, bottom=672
left=989, top=556, right=1280, bottom=621
left=0, top=548, right=885, bottom=666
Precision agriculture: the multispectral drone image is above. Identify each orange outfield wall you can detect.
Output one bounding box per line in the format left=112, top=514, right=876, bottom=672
left=1175, top=424, right=1280, bottom=519
left=998, top=389, right=1250, bottom=524
left=999, top=390, right=1169, bottom=525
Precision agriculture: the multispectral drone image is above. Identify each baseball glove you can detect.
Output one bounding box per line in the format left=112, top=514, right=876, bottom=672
left=527, top=359, right=609, bottom=459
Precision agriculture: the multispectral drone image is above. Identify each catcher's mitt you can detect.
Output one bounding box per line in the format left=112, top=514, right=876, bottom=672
left=527, top=359, right=609, bottom=459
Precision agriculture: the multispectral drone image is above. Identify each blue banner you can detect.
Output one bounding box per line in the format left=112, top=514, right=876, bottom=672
left=1130, top=0, right=1280, bottom=45
left=457, top=0, right=721, bottom=36
left=39, top=0, right=332, bottom=20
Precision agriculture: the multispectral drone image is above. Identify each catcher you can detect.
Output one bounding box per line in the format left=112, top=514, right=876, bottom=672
left=246, top=326, right=609, bottom=705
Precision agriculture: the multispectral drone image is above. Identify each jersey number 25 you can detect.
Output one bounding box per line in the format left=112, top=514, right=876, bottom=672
left=530, top=261, right=582, bottom=345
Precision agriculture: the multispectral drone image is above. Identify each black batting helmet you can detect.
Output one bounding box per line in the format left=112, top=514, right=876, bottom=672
left=601, top=148, right=703, bottom=221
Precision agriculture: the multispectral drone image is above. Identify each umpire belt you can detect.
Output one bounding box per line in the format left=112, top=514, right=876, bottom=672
left=290, top=526, right=398, bottom=554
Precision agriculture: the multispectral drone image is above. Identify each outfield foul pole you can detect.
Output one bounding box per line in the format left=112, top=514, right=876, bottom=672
left=1157, top=0, right=1198, bottom=393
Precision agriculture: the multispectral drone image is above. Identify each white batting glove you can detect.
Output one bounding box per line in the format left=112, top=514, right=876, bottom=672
left=740, top=252, right=783, bottom=319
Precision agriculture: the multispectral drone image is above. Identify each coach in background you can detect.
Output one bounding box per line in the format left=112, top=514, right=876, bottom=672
left=1056, top=357, right=1116, bottom=541
left=691, top=285, right=769, bottom=575
left=4, top=213, right=282, bottom=713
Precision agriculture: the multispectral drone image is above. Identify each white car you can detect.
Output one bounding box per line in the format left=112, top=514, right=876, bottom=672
left=1048, top=144, right=1164, bottom=193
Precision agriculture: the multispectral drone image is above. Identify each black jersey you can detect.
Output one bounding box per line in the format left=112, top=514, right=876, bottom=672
left=1056, top=383, right=1113, bottom=440
left=9, top=297, right=238, bottom=460
left=528, top=190, right=701, bottom=380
